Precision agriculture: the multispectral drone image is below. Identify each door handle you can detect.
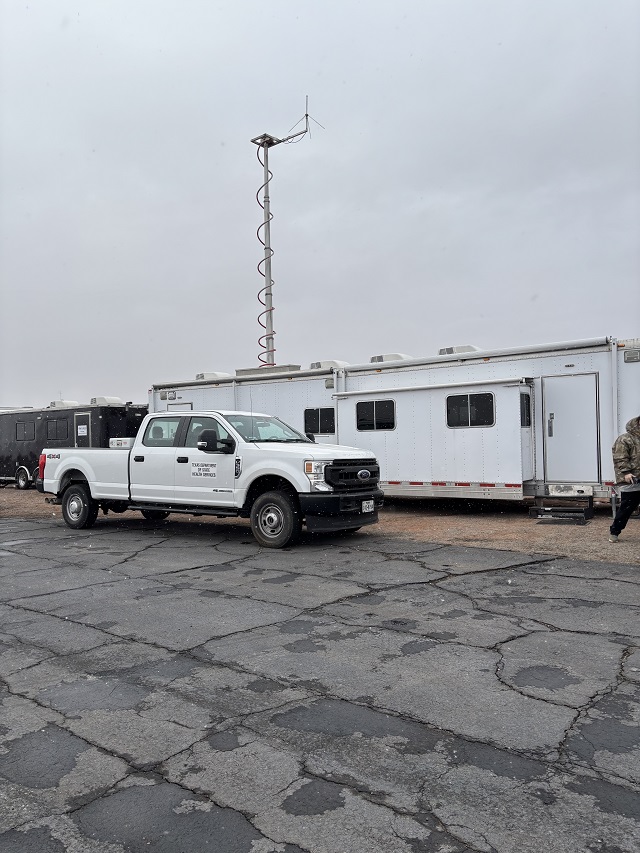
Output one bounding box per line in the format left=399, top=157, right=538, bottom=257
left=133, top=455, right=144, bottom=462
left=177, top=456, right=188, bottom=463
left=547, top=413, right=554, bottom=437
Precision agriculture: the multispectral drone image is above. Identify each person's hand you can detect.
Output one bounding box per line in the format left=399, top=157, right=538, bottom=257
left=624, top=473, right=635, bottom=483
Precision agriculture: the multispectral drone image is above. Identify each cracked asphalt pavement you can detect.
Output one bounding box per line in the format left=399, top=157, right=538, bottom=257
left=0, top=515, right=638, bottom=853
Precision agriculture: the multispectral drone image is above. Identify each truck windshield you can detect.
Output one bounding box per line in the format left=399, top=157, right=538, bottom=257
left=222, top=415, right=311, bottom=444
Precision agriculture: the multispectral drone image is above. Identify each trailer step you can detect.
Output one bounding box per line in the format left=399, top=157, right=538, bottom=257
left=529, top=497, right=594, bottom=524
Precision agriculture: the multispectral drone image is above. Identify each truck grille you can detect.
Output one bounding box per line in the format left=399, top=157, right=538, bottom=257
left=325, top=459, right=380, bottom=492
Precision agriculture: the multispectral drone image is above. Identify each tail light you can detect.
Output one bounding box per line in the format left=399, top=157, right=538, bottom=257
left=38, top=454, right=46, bottom=480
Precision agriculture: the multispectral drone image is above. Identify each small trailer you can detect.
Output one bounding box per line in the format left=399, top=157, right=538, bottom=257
left=0, top=398, right=148, bottom=489
left=149, top=336, right=639, bottom=513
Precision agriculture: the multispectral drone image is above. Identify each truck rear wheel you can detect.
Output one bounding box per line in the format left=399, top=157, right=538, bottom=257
left=62, top=483, right=99, bottom=529
left=250, top=491, right=301, bottom=548
left=15, top=468, right=30, bottom=490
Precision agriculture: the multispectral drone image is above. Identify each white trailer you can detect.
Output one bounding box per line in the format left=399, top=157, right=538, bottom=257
left=150, top=336, right=639, bottom=506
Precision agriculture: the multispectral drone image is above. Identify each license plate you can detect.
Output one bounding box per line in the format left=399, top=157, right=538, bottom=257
left=362, top=500, right=374, bottom=513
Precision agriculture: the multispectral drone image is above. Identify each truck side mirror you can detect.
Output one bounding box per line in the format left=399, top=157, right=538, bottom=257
left=197, top=429, right=220, bottom=452
left=305, top=432, right=316, bottom=443
left=196, top=430, right=236, bottom=454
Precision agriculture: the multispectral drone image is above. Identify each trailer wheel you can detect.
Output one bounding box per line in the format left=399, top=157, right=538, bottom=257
left=61, top=483, right=99, bottom=529
left=141, top=510, right=170, bottom=521
left=250, top=491, right=301, bottom=548
left=15, top=468, right=30, bottom=490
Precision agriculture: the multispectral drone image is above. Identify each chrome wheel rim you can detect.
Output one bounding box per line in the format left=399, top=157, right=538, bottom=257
left=67, top=494, right=84, bottom=521
left=257, top=504, right=285, bottom=538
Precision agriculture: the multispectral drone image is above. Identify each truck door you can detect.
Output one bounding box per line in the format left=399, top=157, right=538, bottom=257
left=74, top=412, right=91, bottom=448
left=174, top=415, right=236, bottom=507
left=129, top=415, right=182, bottom=503
left=542, top=373, right=600, bottom=483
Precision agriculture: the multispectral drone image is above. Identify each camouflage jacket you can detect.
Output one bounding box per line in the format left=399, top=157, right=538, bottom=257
left=612, top=417, right=640, bottom=484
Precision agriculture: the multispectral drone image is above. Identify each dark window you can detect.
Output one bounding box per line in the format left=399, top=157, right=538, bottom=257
left=304, top=408, right=335, bottom=435
left=45, top=419, right=69, bottom=441
left=185, top=416, right=230, bottom=448
left=356, top=400, right=395, bottom=431
left=16, top=422, right=36, bottom=441
left=520, top=393, right=531, bottom=428
left=143, top=417, right=181, bottom=447
left=447, top=393, right=494, bottom=428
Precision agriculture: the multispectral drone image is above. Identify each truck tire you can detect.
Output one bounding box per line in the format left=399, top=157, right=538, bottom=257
left=141, top=510, right=170, bottom=521
left=250, top=491, right=301, bottom=548
left=61, top=483, right=99, bottom=529
left=15, top=468, right=30, bottom=490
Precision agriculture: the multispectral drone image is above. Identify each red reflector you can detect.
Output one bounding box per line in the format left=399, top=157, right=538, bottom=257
left=479, top=483, right=495, bottom=487
left=604, top=481, right=615, bottom=486
left=388, top=481, right=402, bottom=485
left=431, top=481, right=446, bottom=486
left=409, top=481, right=423, bottom=485
left=455, top=482, right=471, bottom=486
left=505, top=483, right=522, bottom=488
left=38, top=453, right=46, bottom=480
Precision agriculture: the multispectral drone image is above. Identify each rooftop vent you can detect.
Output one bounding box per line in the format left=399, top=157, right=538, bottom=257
left=195, top=372, right=233, bottom=382
left=370, top=353, right=414, bottom=363
left=90, top=396, right=123, bottom=406
left=48, top=400, right=79, bottom=408
left=309, top=360, right=350, bottom=370
left=438, top=345, right=481, bottom=356
left=236, top=364, right=301, bottom=377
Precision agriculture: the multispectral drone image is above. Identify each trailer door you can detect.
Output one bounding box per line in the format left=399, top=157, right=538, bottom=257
left=74, top=412, right=91, bottom=448
left=542, top=374, right=599, bottom=482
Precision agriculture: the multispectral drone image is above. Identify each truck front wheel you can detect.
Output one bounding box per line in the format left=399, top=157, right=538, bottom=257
left=250, top=491, right=302, bottom=548
left=61, top=484, right=99, bottom=529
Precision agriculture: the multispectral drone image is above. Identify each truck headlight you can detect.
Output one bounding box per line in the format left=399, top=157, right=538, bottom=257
left=304, top=460, right=332, bottom=492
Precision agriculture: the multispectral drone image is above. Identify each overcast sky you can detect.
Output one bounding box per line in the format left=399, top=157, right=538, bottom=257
left=1, top=0, right=639, bottom=408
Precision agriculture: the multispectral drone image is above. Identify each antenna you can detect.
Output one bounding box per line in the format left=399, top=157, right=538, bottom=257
left=251, top=98, right=324, bottom=367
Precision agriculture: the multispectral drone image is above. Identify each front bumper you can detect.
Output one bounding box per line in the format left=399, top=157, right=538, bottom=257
left=299, top=489, right=384, bottom=532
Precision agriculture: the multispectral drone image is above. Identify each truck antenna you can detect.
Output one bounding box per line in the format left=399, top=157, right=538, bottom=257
left=251, top=97, right=324, bottom=367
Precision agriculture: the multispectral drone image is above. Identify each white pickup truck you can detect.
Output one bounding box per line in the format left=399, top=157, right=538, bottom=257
left=37, top=410, right=383, bottom=548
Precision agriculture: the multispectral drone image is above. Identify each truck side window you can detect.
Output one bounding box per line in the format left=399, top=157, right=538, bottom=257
left=143, top=417, right=181, bottom=447
left=447, top=393, right=494, bottom=428
left=520, top=393, right=531, bottom=428
left=185, top=417, right=230, bottom=448
left=304, top=408, right=335, bottom=434
left=356, top=400, right=395, bottom=431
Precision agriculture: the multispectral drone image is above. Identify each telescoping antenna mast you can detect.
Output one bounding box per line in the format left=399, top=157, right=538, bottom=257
left=251, top=98, right=324, bottom=367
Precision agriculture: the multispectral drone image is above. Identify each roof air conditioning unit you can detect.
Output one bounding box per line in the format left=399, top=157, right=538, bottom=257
left=309, top=360, right=350, bottom=370
left=195, top=372, right=233, bottom=381
left=370, top=353, right=414, bottom=363
left=90, top=396, right=123, bottom=406
left=48, top=400, right=80, bottom=408
left=438, top=345, right=481, bottom=356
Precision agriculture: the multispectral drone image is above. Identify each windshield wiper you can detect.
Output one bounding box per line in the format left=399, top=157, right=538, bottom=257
left=255, top=438, right=308, bottom=443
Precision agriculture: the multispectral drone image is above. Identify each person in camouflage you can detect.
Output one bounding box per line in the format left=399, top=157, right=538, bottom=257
left=609, top=416, right=640, bottom=542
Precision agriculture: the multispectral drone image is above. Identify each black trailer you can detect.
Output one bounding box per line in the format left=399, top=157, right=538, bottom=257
left=0, top=400, right=148, bottom=489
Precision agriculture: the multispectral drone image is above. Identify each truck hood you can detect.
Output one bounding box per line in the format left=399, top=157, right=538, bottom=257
left=250, top=442, right=374, bottom=460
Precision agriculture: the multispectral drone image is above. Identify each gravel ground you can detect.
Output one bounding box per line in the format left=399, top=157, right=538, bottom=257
left=1, top=485, right=637, bottom=565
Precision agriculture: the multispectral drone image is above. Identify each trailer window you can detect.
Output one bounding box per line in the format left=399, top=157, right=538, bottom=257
left=447, top=393, right=494, bottom=428
left=304, top=408, right=335, bottom=435
left=16, top=422, right=36, bottom=441
left=143, top=417, right=181, bottom=447
left=356, top=400, right=395, bottom=431
left=520, top=393, right=531, bottom=428
left=46, top=418, right=69, bottom=441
